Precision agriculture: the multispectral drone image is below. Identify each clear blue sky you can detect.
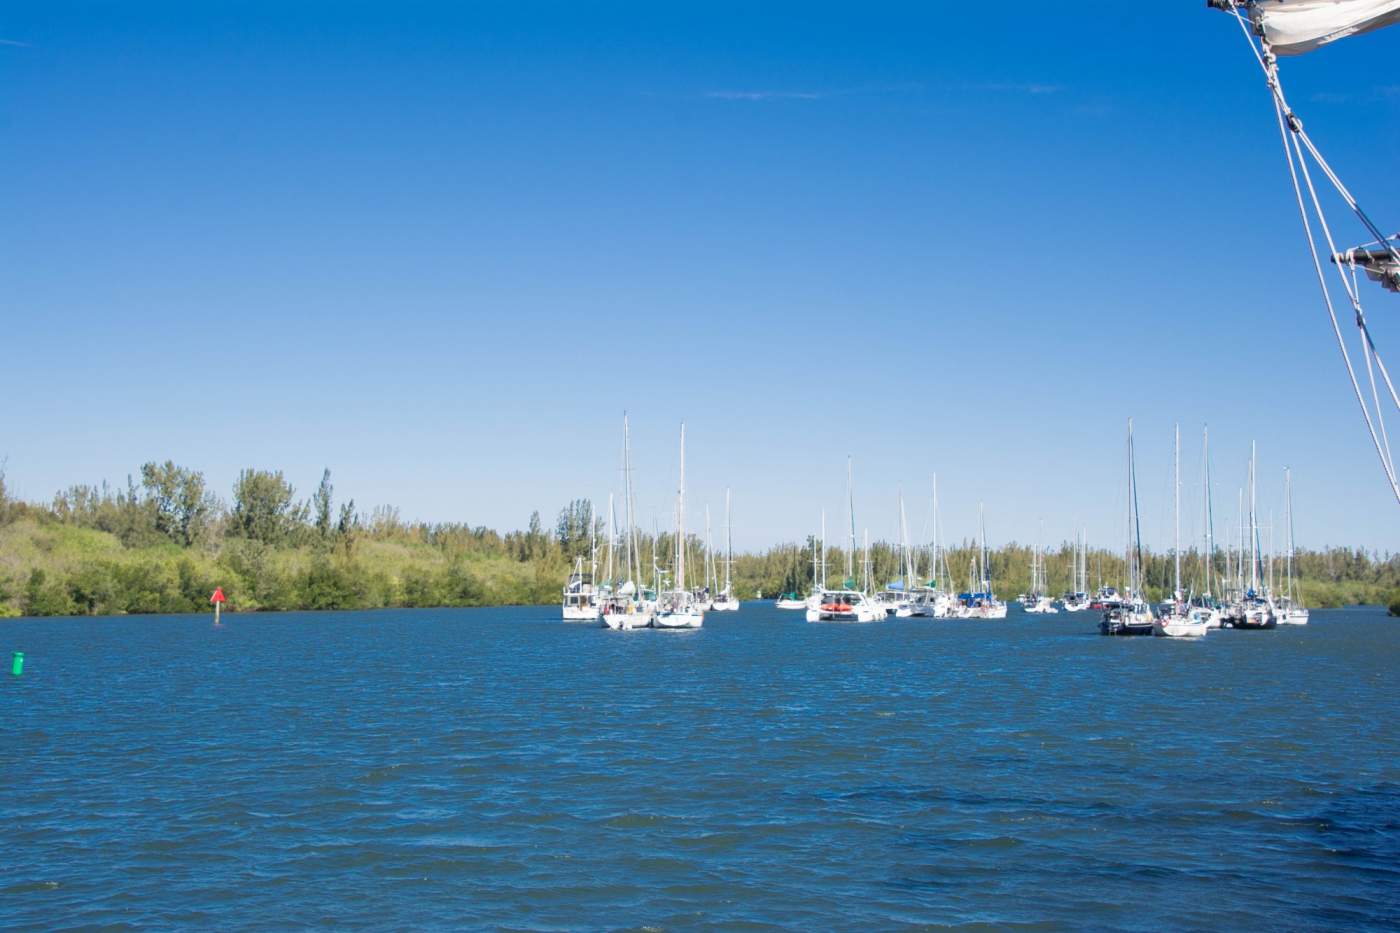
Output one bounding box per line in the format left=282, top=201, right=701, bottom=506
left=2, top=2, right=1397, bottom=553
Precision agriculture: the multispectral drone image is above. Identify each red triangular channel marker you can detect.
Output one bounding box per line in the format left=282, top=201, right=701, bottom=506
left=211, top=587, right=226, bottom=604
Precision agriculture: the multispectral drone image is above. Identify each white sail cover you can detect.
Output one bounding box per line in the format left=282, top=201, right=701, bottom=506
left=1253, top=0, right=1400, bottom=55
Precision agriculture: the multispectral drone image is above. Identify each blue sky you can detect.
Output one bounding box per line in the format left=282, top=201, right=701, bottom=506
left=2, top=2, right=1397, bottom=552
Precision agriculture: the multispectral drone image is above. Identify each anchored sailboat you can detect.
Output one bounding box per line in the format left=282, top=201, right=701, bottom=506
left=655, top=423, right=705, bottom=629
left=712, top=488, right=741, bottom=612
left=1101, top=420, right=1156, bottom=636
left=601, top=413, right=655, bottom=630
left=1276, top=468, right=1311, bottom=624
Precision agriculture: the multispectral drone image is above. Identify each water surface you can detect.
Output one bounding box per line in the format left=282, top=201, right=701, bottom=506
left=2, top=605, right=1398, bottom=929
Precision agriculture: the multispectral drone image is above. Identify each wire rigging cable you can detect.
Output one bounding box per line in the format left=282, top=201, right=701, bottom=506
left=1212, top=0, right=1400, bottom=505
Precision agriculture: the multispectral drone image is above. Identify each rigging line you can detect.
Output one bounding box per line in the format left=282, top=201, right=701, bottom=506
left=1294, top=128, right=1400, bottom=266
left=1271, top=92, right=1400, bottom=501
left=1290, top=129, right=1399, bottom=470
left=1228, top=4, right=1400, bottom=267
left=1350, top=262, right=1400, bottom=412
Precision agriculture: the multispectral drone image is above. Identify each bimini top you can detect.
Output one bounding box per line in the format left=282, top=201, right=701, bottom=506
left=1247, top=0, right=1400, bottom=56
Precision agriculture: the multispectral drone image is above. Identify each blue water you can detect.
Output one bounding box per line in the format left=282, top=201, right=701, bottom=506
left=2, top=605, right=1398, bottom=930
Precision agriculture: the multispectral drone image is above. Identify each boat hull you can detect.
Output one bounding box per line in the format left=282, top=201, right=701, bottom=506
left=654, top=612, right=704, bottom=629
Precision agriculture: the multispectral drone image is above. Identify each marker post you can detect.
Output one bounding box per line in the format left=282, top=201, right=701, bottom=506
left=211, top=586, right=226, bottom=625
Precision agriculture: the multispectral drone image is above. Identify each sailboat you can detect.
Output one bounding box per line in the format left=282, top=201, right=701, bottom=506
left=926, top=475, right=959, bottom=618
left=1101, top=420, right=1156, bottom=636
left=1227, top=442, right=1278, bottom=629
left=1025, top=522, right=1059, bottom=614
left=711, top=489, right=741, bottom=611
left=1061, top=528, right=1091, bottom=612
left=601, top=413, right=654, bottom=630
left=562, top=509, right=601, bottom=621
left=880, top=490, right=920, bottom=617
left=1275, top=468, right=1311, bottom=624
left=807, top=461, right=883, bottom=623
left=654, top=423, right=705, bottom=630
left=961, top=503, right=1008, bottom=619
left=1156, top=425, right=1211, bottom=638
left=1211, top=1, right=1400, bottom=506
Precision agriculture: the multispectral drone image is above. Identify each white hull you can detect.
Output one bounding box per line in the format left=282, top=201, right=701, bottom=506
left=601, top=610, right=653, bottom=630
left=654, top=611, right=704, bottom=629
left=563, top=605, right=600, bottom=622
left=1277, top=608, right=1310, bottom=625
left=775, top=599, right=807, bottom=610
left=710, top=598, right=741, bottom=612
left=967, top=604, right=1009, bottom=620
left=805, top=607, right=882, bottom=623
left=1154, top=618, right=1210, bottom=638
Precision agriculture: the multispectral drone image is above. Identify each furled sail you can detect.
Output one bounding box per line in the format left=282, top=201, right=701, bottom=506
left=1251, top=0, right=1400, bottom=55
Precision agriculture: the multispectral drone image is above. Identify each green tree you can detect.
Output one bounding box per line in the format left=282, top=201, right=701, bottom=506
left=230, top=469, right=306, bottom=545
left=313, top=468, right=334, bottom=540
left=140, top=460, right=213, bottom=546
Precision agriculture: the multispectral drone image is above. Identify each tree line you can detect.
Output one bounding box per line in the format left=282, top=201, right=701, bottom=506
left=0, top=460, right=1395, bottom=616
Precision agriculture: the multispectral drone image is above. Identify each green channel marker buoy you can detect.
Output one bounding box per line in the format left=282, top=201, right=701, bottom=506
left=11, top=652, right=23, bottom=677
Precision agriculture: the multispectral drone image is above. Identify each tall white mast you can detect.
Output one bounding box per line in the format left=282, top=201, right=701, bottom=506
left=978, top=502, right=988, bottom=593
left=1249, top=441, right=1258, bottom=594
left=862, top=529, right=871, bottom=594
left=932, top=474, right=941, bottom=590
left=1126, top=419, right=1135, bottom=597
left=899, top=489, right=910, bottom=591
left=846, top=456, right=856, bottom=584
left=820, top=509, right=827, bottom=589
left=1174, top=422, right=1182, bottom=603
left=623, top=413, right=636, bottom=590
left=676, top=423, right=687, bottom=592
left=724, top=488, right=733, bottom=592
left=1203, top=425, right=1213, bottom=598
left=1285, top=468, right=1296, bottom=602
left=704, top=505, right=713, bottom=595
left=606, top=492, right=615, bottom=589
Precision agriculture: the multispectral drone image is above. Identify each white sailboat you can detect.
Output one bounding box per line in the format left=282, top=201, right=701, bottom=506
left=926, top=475, right=959, bottom=618
left=1061, top=528, right=1091, bottom=612
left=1275, top=468, right=1311, bottom=624
left=654, top=423, right=705, bottom=630
left=961, top=503, right=1008, bottom=619
left=711, top=488, right=741, bottom=611
left=601, top=413, right=654, bottom=630
left=1156, top=425, right=1210, bottom=638
left=808, top=459, right=884, bottom=622
left=1101, top=420, right=1156, bottom=636
left=562, top=556, right=600, bottom=621
left=1227, top=442, right=1278, bottom=629
left=1025, top=522, right=1059, bottom=614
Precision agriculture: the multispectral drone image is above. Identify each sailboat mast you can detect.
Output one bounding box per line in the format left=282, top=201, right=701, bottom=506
left=932, top=475, right=940, bottom=590
left=677, top=424, right=686, bottom=592
left=978, top=502, right=988, bottom=593
left=1285, top=468, right=1296, bottom=601
left=862, top=529, right=871, bottom=594
left=1174, top=423, right=1181, bottom=601
left=846, top=457, right=856, bottom=583
left=623, top=413, right=636, bottom=590
left=1126, top=420, right=1134, bottom=597
left=820, top=509, right=827, bottom=589
left=899, top=489, right=910, bottom=591
left=606, top=493, right=615, bottom=588
left=1254, top=442, right=1265, bottom=588
left=724, top=487, right=733, bottom=591
left=1204, top=425, right=1214, bottom=598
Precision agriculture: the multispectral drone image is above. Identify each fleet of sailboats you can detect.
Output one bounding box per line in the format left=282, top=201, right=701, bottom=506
left=571, top=415, right=1316, bottom=639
